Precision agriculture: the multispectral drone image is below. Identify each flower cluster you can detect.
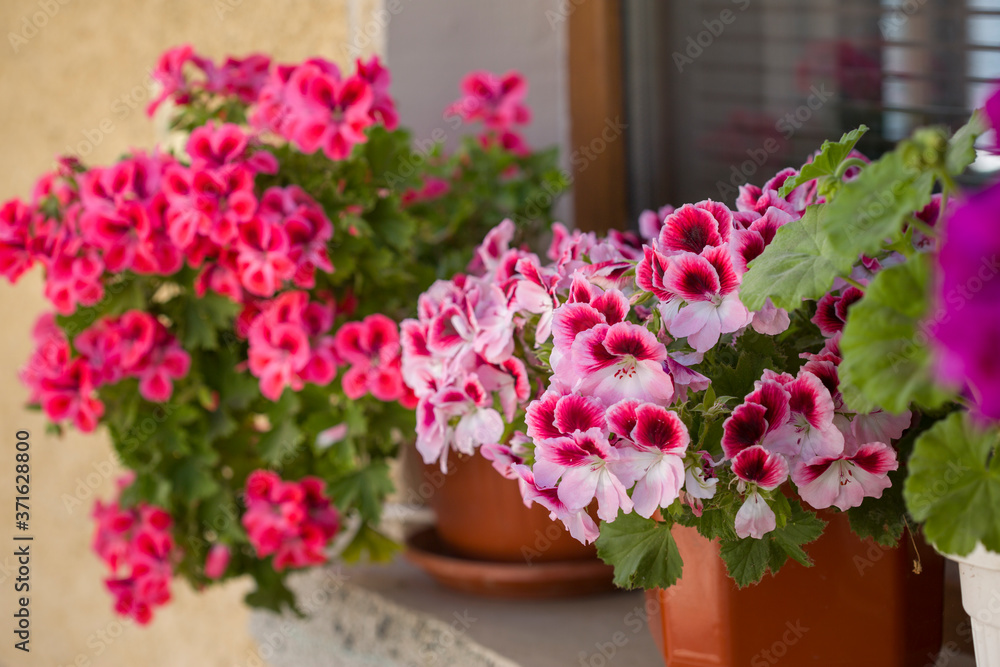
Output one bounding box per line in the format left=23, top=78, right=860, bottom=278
left=245, top=291, right=340, bottom=400
left=248, top=54, right=396, bottom=160
left=4, top=43, right=563, bottom=623
left=21, top=311, right=189, bottom=431
left=411, top=142, right=935, bottom=571
left=721, top=353, right=902, bottom=538
left=445, top=70, right=531, bottom=155
left=241, top=470, right=340, bottom=570
left=92, top=481, right=175, bottom=625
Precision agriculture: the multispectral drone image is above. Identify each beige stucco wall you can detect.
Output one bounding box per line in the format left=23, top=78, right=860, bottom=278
left=0, top=2, right=380, bottom=665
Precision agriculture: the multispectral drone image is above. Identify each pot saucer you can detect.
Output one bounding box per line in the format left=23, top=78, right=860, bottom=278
left=404, top=527, right=617, bottom=599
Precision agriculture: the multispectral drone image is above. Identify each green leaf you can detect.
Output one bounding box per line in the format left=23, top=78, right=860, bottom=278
left=595, top=513, right=684, bottom=590
left=718, top=501, right=825, bottom=587
left=258, top=420, right=304, bottom=467
left=741, top=205, right=852, bottom=311
left=718, top=535, right=771, bottom=586
left=327, top=461, right=395, bottom=523
left=769, top=501, right=826, bottom=567
left=171, top=458, right=219, bottom=502
left=821, top=150, right=934, bottom=259
left=839, top=255, right=954, bottom=413
left=778, top=125, right=868, bottom=197
left=904, top=412, right=1000, bottom=556
left=181, top=293, right=242, bottom=351
left=706, top=330, right=787, bottom=400
left=947, top=109, right=987, bottom=176
left=340, top=523, right=400, bottom=563
left=244, top=564, right=297, bottom=614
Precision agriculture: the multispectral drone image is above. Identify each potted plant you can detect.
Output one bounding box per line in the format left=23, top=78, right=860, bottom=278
left=0, top=45, right=560, bottom=623
left=442, top=106, right=1000, bottom=662
left=740, top=94, right=1000, bottom=665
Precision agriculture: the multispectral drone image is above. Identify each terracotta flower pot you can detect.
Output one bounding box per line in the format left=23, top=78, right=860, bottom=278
left=423, top=451, right=596, bottom=563
left=646, top=513, right=944, bottom=666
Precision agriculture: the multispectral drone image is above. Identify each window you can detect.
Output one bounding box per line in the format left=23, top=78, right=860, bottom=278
left=623, top=0, right=998, bottom=216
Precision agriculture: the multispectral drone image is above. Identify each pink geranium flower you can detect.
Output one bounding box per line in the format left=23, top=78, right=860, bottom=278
left=242, top=471, right=340, bottom=570
left=235, top=216, right=296, bottom=297
left=92, top=481, right=176, bottom=624
left=731, top=445, right=789, bottom=539
left=355, top=55, right=398, bottom=130
left=525, top=390, right=607, bottom=442
left=657, top=201, right=732, bottom=254
left=513, top=464, right=600, bottom=544
left=533, top=427, right=634, bottom=522
left=766, top=371, right=845, bottom=462
left=204, top=544, right=231, bottom=580
left=446, top=70, right=531, bottom=131
left=290, top=69, right=374, bottom=160
left=792, top=439, right=898, bottom=511
left=567, top=322, right=674, bottom=406
left=335, top=313, right=405, bottom=402
left=663, top=246, right=752, bottom=352
left=611, top=404, right=690, bottom=519
left=721, top=379, right=791, bottom=459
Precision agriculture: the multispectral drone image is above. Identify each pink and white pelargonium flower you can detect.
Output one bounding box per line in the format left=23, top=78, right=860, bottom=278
left=533, top=427, right=635, bottom=523
left=791, top=438, right=898, bottom=512
left=731, top=445, right=789, bottom=539
left=661, top=246, right=753, bottom=353
left=416, top=375, right=505, bottom=470
left=764, top=370, right=845, bottom=463
left=513, top=464, right=600, bottom=544
left=608, top=402, right=690, bottom=519
left=562, top=321, right=674, bottom=406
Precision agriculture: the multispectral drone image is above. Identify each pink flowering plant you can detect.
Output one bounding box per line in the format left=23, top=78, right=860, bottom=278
left=404, top=106, right=998, bottom=591
left=738, top=108, right=1000, bottom=567
left=2, top=46, right=561, bottom=622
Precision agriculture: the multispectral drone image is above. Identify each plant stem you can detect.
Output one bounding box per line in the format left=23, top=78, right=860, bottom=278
left=842, top=276, right=866, bottom=291
left=907, top=215, right=939, bottom=240
left=834, top=157, right=868, bottom=180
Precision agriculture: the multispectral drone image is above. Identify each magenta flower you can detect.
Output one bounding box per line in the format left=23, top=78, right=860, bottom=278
left=242, top=471, right=340, bottom=570
left=812, top=286, right=863, bottom=336
left=931, top=181, right=1000, bottom=418
left=657, top=201, right=732, bottom=254
left=721, top=379, right=791, bottom=459
left=204, top=544, right=231, bottom=580
left=766, top=371, right=845, bottom=462
left=92, top=482, right=176, bottom=624
left=247, top=292, right=338, bottom=400
left=525, top=390, right=608, bottom=442
left=235, top=216, right=296, bottom=297
left=290, top=70, right=374, bottom=161
left=355, top=55, right=398, bottom=130
left=0, top=199, right=36, bottom=283
left=445, top=70, right=531, bottom=131
left=147, top=44, right=195, bottom=115
left=736, top=168, right=815, bottom=218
